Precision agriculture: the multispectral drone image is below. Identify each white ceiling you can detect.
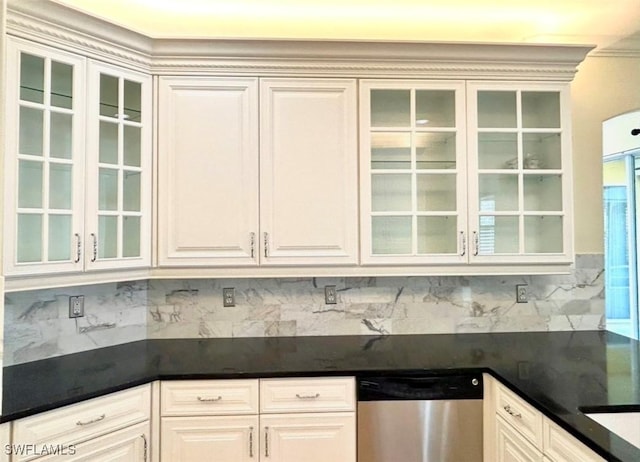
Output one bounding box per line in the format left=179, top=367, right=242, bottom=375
left=53, top=0, right=640, bottom=52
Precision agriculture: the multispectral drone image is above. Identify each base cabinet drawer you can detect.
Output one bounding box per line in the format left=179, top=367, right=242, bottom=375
left=543, top=419, right=605, bottom=462
left=260, top=377, right=355, bottom=414
left=12, top=385, right=151, bottom=462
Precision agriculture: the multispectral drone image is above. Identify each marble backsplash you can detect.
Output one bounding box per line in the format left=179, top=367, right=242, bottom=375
left=3, top=254, right=604, bottom=366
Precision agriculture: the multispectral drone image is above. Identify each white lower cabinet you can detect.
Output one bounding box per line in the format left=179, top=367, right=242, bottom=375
left=260, top=413, right=355, bottom=462
left=484, top=374, right=604, bottom=462
left=161, top=416, right=258, bottom=462
left=159, top=377, right=356, bottom=462
left=8, top=385, right=151, bottom=462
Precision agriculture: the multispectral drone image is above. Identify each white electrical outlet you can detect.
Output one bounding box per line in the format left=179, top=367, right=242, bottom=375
left=69, top=295, right=85, bottom=318
left=325, top=285, right=337, bottom=305
left=223, top=288, right=235, bottom=307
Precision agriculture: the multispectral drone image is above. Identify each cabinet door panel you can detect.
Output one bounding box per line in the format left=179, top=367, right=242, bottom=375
left=467, top=81, right=573, bottom=263
left=260, top=413, right=356, bottom=462
left=260, top=78, right=358, bottom=265
left=360, top=80, right=468, bottom=265
left=161, top=416, right=258, bottom=462
left=157, top=77, right=259, bottom=266
left=85, top=61, right=152, bottom=270
left=4, top=37, right=85, bottom=275
left=496, top=416, right=544, bottom=462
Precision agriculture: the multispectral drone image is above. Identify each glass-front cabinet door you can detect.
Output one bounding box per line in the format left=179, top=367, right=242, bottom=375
left=467, top=82, right=573, bottom=263
left=85, top=62, right=151, bottom=270
left=360, top=81, right=467, bottom=264
left=4, top=38, right=85, bottom=275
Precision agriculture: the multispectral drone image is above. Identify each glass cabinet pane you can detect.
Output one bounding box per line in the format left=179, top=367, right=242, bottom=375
left=478, top=133, right=518, bottom=169
left=99, top=168, right=119, bottom=210
left=372, top=216, right=412, bottom=254
left=417, top=174, right=456, bottom=211
left=124, top=126, right=141, bottom=167
left=18, top=160, right=43, bottom=208
left=100, top=74, right=119, bottom=118
left=479, top=174, right=519, bottom=211
left=523, top=174, right=562, bottom=211
left=522, top=91, right=560, bottom=128
left=49, top=163, right=73, bottom=209
left=50, top=112, right=73, bottom=159
left=371, top=133, right=410, bottom=169
left=20, top=53, right=44, bottom=104
left=123, top=171, right=141, bottom=212
left=17, top=214, right=43, bottom=262
left=417, top=216, right=457, bottom=253
left=372, top=174, right=412, bottom=211
left=478, top=216, right=519, bottom=254
left=478, top=91, right=517, bottom=128
left=123, top=80, right=142, bottom=122
left=20, top=106, right=44, bottom=156
left=416, top=133, right=456, bottom=169
left=99, top=121, right=118, bottom=164
left=415, top=90, right=455, bottom=127
left=98, top=216, right=118, bottom=258
left=51, top=61, right=73, bottom=109
left=371, top=89, right=410, bottom=127
left=525, top=216, right=563, bottom=253
left=48, top=214, right=71, bottom=261
left=123, top=216, right=141, bottom=257
left=523, top=133, right=561, bottom=169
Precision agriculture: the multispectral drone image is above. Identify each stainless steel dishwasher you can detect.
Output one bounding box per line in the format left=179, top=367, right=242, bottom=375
left=357, top=374, right=483, bottom=462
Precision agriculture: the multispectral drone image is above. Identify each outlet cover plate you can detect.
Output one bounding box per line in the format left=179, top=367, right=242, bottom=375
left=325, top=285, right=337, bottom=305
left=223, top=288, right=235, bottom=307
left=516, top=284, right=528, bottom=303
left=69, top=295, right=85, bottom=318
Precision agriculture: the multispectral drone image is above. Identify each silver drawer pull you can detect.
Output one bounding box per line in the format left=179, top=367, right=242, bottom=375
left=295, top=393, right=320, bottom=399
left=503, top=405, right=522, bottom=418
left=197, top=395, right=222, bottom=402
left=76, top=413, right=105, bottom=426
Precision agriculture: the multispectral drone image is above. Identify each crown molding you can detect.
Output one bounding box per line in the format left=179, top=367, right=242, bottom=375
left=6, top=0, right=152, bottom=71
left=7, top=1, right=594, bottom=81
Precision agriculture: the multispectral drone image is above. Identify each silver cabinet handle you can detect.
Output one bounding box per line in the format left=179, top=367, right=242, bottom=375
left=295, top=393, right=320, bottom=399
left=473, top=231, right=479, bottom=256
left=460, top=231, right=466, bottom=256
left=249, top=426, right=254, bottom=458
left=74, top=233, right=81, bottom=263
left=250, top=232, right=255, bottom=258
left=91, top=233, right=97, bottom=262
left=141, top=434, right=148, bottom=462
left=76, top=413, right=105, bottom=426
left=264, top=426, right=270, bottom=457
left=263, top=232, right=269, bottom=258
left=197, top=395, right=222, bottom=402
left=503, top=405, right=522, bottom=419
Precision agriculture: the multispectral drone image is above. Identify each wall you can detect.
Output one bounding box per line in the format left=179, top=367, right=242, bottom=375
left=571, top=54, right=640, bottom=254
left=3, top=255, right=603, bottom=366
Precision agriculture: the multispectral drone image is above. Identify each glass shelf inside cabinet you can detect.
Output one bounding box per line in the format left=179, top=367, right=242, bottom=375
left=475, top=89, right=564, bottom=256
left=368, top=86, right=460, bottom=257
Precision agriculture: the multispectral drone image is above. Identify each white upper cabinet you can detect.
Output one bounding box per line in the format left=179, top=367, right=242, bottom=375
left=3, top=37, right=152, bottom=277
left=4, top=38, right=86, bottom=275
left=259, top=78, right=358, bottom=266
left=360, top=79, right=574, bottom=266
left=157, top=77, right=358, bottom=268
left=360, top=80, right=468, bottom=265
left=467, top=82, right=573, bottom=264
left=85, top=61, right=152, bottom=271
left=157, top=77, right=259, bottom=267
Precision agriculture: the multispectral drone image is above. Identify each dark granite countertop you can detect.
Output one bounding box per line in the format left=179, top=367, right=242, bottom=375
left=3, top=331, right=640, bottom=461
